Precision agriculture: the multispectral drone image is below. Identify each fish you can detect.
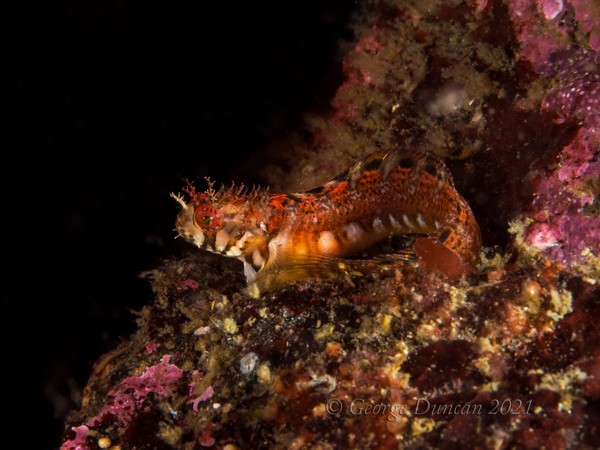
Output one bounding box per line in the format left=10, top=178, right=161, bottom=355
left=172, top=149, right=482, bottom=297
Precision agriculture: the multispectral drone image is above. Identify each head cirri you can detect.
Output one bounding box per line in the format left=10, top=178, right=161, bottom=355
left=171, top=178, right=270, bottom=258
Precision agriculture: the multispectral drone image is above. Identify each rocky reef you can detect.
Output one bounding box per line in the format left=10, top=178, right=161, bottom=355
left=62, top=0, right=599, bottom=448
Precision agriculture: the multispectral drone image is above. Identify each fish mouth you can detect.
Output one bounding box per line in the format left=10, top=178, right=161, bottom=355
left=174, top=208, right=203, bottom=244
left=175, top=225, right=195, bottom=241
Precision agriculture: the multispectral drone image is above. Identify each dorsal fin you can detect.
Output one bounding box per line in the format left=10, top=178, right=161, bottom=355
left=302, top=148, right=452, bottom=197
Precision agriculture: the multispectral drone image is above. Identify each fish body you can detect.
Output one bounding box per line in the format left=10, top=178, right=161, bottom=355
left=173, top=149, right=481, bottom=296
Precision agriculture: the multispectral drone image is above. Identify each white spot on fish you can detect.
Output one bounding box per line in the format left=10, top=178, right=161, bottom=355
left=416, top=214, right=428, bottom=229
left=215, top=229, right=230, bottom=252
left=235, top=231, right=255, bottom=250
left=389, top=214, right=402, bottom=229
left=193, top=232, right=205, bottom=248
left=318, top=231, right=339, bottom=255
left=372, top=217, right=385, bottom=233
left=226, top=246, right=242, bottom=257
left=342, top=223, right=363, bottom=241
left=403, top=214, right=416, bottom=229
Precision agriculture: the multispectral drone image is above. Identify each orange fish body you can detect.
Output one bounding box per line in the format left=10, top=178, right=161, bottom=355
left=173, top=149, right=481, bottom=296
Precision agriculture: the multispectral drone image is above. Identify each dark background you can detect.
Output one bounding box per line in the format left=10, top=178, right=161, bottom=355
left=9, top=1, right=356, bottom=448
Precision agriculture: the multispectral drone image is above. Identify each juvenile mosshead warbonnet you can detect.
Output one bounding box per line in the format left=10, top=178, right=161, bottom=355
left=172, top=149, right=481, bottom=297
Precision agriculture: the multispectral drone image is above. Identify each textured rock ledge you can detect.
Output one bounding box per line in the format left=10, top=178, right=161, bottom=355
left=63, top=252, right=598, bottom=449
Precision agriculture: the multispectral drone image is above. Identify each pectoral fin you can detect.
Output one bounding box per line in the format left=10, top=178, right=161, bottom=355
left=245, top=248, right=417, bottom=298
left=246, top=250, right=351, bottom=297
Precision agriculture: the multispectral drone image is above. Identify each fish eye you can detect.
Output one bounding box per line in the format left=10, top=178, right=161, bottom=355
left=193, top=205, right=223, bottom=233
